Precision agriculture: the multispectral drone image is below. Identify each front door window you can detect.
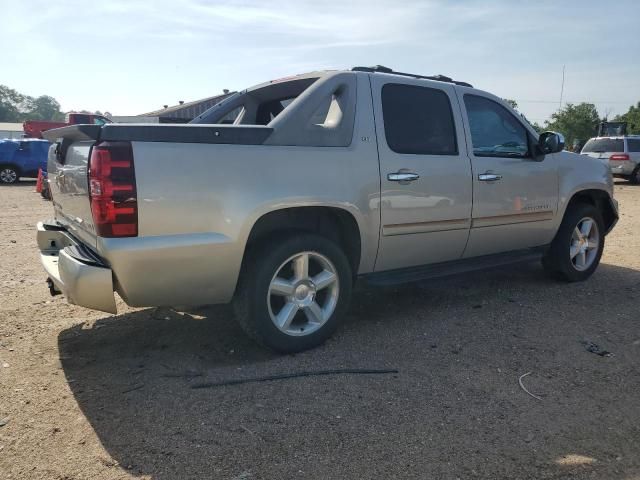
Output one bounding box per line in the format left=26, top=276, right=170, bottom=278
left=464, top=95, right=529, bottom=158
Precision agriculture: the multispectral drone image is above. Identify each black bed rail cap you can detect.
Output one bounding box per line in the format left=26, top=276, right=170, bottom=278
left=351, top=65, right=472, bottom=88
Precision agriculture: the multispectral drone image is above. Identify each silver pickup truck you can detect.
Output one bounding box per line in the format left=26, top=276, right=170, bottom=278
left=38, top=66, right=618, bottom=352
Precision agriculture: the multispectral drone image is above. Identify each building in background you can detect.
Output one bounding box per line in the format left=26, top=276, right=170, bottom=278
left=120, top=91, right=235, bottom=124
left=0, top=123, right=24, bottom=139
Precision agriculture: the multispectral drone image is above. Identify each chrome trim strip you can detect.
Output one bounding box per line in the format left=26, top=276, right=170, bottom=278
left=383, top=218, right=471, bottom=236
left=472, top=210, right=554, bottom=228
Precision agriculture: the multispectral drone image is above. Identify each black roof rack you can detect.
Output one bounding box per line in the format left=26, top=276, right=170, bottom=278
left=351, top=65, right=473, bottom=88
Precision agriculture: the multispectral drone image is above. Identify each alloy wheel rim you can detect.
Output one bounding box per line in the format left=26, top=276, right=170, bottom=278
left=0, top=169, right=17, bottom=183
left=267, top=251, right=339, bottom=336
left=570, top=217, right=599, bottom=271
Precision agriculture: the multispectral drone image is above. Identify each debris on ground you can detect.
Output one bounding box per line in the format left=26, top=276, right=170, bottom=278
left=581, top=341, right=613, bottom=357
left=191, top=368, right=399, bottom=389
left=518, top=371, right=542, bottom=401
left=162, top=370, right=203, bottom=378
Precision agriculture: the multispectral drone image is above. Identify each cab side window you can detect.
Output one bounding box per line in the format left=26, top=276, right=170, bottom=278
left=464, top=95, right=529, bottom=158
left=382, top=83, right=458, bottom=155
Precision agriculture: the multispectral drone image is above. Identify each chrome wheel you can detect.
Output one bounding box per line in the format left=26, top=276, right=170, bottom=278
left=0, top=168, right=17, bottom=184
left=570, top=217, right=599, bottom=271
left=267, top=251, right=339, bottom=336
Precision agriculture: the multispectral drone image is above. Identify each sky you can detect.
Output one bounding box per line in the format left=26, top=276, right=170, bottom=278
left=2, top=0, right=639, bottom=123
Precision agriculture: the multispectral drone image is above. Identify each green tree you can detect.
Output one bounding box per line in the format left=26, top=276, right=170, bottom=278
left=530, top=121, right=545, bottom=134
left=0, top=85, right=65, bottom=122
left=0, top=85, right=25, bottom=122
left=503, top=98, right=543, bottom=133
left=544, top=103, right=600, bottom=147
left=23, top=95, right=65, bottom=121
left=503, top=98, right=518, bottom=110
left=614, top=102, right=640, bottom=135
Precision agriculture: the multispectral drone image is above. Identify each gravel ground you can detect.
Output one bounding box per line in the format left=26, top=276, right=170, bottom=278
left=1, top=181, right=639, bottom=480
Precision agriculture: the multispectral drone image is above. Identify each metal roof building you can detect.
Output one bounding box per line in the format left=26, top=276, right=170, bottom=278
left=139, top=91, right=235, bottom=123
left=0, top=122, right=24, bottom=139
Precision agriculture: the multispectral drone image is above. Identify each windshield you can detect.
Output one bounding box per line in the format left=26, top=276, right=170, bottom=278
left=581, top=138, right=624, bottom=153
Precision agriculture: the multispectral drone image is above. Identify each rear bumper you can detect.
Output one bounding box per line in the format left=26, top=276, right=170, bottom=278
left=37, top=220, right=242, bottom=312
left=609, top=160, right=636, bottom=176
left=37, top=221, right=117, bottom=314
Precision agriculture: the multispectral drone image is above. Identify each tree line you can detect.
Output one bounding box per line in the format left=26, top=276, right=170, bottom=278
left=0, top=84, right=110, bottom=123
left=2, top=83, right=638, bottom=148
left=506, top=99, right=639, bottom=149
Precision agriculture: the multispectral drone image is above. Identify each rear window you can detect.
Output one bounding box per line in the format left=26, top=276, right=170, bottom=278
left=627, top=139, right=640, bottom=152
left=381, top=83, right=457, bottom=155
left=581, top=138, right=624, bottom=153
left=192, top=76, right=319, bottom=125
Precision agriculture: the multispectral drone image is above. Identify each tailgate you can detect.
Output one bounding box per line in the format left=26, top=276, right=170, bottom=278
left=43, top=125, right=102, bottom=249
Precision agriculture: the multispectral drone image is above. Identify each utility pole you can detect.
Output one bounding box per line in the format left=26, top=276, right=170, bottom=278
left=559, top=65, right=565, bottom=109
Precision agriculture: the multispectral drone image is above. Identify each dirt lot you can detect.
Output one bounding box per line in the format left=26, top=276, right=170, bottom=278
left=1, top=182, right=639, bottom=480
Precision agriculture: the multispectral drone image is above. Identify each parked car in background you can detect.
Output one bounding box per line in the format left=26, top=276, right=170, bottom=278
left=37, top=66, right=617, bottom=352
left=581, top=136, right=640, bottom=184
left=23, top=113, right=112, bottom=139
left=0, top=138, right=50, bottom=184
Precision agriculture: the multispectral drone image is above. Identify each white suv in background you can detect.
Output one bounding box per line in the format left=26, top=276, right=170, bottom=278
left=581, top=136, right=640, bottom=184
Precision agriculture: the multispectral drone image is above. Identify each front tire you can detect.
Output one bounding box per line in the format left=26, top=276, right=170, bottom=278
left=0, top=166, right=19, bottom=184
left=542, top=203, right=604, bottom=282
left=233, top=233, right=352, bottom=353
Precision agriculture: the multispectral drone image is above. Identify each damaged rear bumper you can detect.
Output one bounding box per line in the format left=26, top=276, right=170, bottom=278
left=37, top=221, right=117, bottom=314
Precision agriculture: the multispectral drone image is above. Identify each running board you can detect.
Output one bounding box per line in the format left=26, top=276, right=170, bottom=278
left=363, top=247, right=548, bottom=287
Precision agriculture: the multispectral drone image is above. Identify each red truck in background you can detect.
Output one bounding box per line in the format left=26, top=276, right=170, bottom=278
left=23, top=113, right=111, bottom=138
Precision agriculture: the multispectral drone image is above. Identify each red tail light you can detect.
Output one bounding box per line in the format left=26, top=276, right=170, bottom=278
left=89, top=142, right=138, bottom=237
left=610, top=154, right=629, bottom=161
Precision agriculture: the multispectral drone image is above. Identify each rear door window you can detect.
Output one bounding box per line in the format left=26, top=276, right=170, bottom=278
left=627, top=139, right=640, bottom=152
left=381, top=83, right=458, bottom=155
left=581, top=138, right=625, bottom=153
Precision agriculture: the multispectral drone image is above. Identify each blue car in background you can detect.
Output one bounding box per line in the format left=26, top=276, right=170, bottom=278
left=0, top=138, right=50, bottom=184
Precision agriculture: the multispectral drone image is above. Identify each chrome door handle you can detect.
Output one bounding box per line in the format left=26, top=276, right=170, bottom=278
left=388, top=172, right=420, bottom=182
left=478, top=173, right=502, bottom=182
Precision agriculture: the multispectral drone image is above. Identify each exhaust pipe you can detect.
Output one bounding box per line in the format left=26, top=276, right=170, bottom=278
left=46, top=278, right=61, bottom=296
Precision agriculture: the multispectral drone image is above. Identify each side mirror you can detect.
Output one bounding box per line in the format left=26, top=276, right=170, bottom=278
left=538, top=131, right=565, bottom=154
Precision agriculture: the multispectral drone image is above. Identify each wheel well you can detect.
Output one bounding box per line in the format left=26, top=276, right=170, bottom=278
left=0, top=163, right=21, bottom=173
left=567, top=189, right=617, bottom=233
left=245, top=207, right=362, bottom=274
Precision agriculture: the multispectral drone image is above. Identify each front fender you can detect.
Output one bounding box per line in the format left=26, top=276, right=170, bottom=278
left=554, top=150, right=616, bottom=232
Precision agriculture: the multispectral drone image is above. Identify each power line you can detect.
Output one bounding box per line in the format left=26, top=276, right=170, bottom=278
left=559, top=65, right=565, bottom=109
left=516, top=99, right=635, bottom=104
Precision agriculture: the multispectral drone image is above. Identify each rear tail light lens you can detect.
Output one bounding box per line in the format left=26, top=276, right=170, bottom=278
left=610, top=154, right=629, bottom=161
left=89, top=141, right=137, bottom=237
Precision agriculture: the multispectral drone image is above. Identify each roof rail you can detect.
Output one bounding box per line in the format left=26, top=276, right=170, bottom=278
left=351, top=65, right=473, bottom=88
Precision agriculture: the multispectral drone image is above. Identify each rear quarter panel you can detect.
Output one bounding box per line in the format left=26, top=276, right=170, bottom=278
left=100, top=74, right=381, bottom=306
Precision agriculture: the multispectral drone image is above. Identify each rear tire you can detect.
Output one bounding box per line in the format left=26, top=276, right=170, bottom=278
left=233, top=233, right=352, bottom=353
left=0, top=166, right=19, bottom=184
left=629, top=166, right=640, bottom=185
left=542, top=203, right=604, bottom=282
